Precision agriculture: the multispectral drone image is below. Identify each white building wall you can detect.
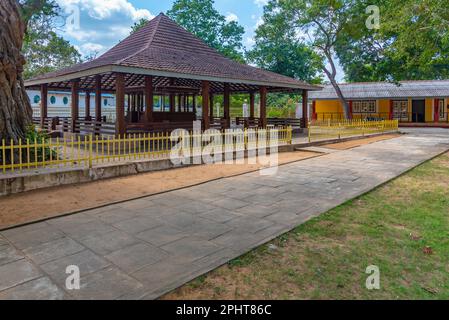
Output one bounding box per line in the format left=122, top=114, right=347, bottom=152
left=27, top=90, right=117, bottom=121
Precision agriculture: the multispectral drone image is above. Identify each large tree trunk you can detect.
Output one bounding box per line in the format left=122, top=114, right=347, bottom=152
left=0, top=0, right=32, bottom=144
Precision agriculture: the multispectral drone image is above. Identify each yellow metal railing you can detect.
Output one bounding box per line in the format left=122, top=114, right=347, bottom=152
left=0, top=126, right=292, bottom=173
left=308, top=119, right=399, bottom=142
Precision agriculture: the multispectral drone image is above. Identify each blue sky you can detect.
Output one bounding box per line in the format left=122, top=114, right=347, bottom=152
left=57, top=0, right=267, bottom=56
left=55, top=0, right=342, bottom=81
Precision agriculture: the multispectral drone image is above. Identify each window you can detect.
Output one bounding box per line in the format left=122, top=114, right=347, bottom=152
left=63, top=97, right=69, bottom=105
left=352, top=100, right=376, bottom=113
left=33, top=95, right=41, bottom=104
left=103, top=99, right=108, bottom=106
left=50, top=96, right=56, bottom=104
left=392, top=100, right=409, bottom=120
left=439, top=100, right=446, bottom=120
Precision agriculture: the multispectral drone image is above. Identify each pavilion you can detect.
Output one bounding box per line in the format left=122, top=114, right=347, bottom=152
left=25, top=13, right=320, bottom=135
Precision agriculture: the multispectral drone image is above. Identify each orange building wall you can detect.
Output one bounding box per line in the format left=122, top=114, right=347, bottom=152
left=314, top=98, right=449, bottom=123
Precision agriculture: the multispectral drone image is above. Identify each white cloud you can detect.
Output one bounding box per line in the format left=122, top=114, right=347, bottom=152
left=58, top=0, right=153, bottom=21
left=254, top=0, right=269, bottom=7
left=245, top=37, right=256, bottom=47
left=225, top=12, right=239, bottom=23
left=255, top=17, right=264, bottom=29
left=78, top=42, right=105, bottom=55
left=55, top=0, right=154, bottom=54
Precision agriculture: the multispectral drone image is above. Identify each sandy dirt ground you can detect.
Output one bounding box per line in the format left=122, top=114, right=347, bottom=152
left=0, top=151, right=319, bottom=230
left=322, top=134, right=401, bottom=150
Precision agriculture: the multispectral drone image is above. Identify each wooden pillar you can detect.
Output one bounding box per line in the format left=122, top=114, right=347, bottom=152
left=389, top=100, right=394, bottom=120
left=95, top=75, right=102, bottom=122
left=202, top=81, right=210, bottom=130
left=193, top=95, right=197, bottom=118
left=169, top=94, right=175, bottom=113
left=349, top=100, right=353, bottom=119
left=259, top=86, right=267, bottom=128
left=40, top=84, right=48, bottom=128
left=209, top=94, right=214, bottom=119
left=85, top=91, right=91, bottom=120
left=434, top=99, right=440, bottom=123
left=302, top=90, right=308, bottom=128
left=144, top=76, right=153, bottom=123
left=71, top=80, right=79, bottom=133
left=249, top=92, right=255, bottom=118
left=224, top=83, right=230, bottom=128
left=115, top=73, right=126, bottom=136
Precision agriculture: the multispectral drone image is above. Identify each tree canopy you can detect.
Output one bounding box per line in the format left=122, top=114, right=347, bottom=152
left=247, top=0, right=323, bottom=84
left=19, top=0, right=83, bottom=79
left=23, top=22, right=82, bottom=79
left=336, top=0, right=449, bottom=82
left=167, top=0, right=245, bottom=62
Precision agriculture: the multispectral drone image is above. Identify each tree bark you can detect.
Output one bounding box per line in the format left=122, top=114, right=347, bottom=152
left=0, top=0, right=33, bottom=144
left=322, top=50, right=351, bottom=119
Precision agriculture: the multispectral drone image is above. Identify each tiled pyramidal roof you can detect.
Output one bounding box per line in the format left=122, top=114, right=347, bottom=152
left=29, top=13, right=317, bottom=90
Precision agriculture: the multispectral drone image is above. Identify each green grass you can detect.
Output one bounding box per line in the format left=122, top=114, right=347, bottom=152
left=163, top=152, right=449, bottom=300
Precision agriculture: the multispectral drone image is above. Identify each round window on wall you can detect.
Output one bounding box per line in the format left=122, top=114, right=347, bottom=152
left=50, top=96, right=56, bottom=104
left=104, top=99, right=108, bottom=106
left=63, top=97, right=69, bottom=105
left=33, top=95, right=41, bottom=104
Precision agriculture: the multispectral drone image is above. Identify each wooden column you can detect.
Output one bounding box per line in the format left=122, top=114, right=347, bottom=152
left=249, top=92, right=255, bottom=118
left=302, top=90, right=308, bottom=128
left=223, top=83, right=230, bottom=128
left=202, top=81, right=210, bottom=130
left=193, top=95, right=197, bottom=119
left=115, top=73, right=126, bottom=136
left=144, top=76, right=153, bottom=123
left=259, top=86, right=267, bottom=128
left=389, top=100, right=394, bottom=120
left=85, top=91, right=91, bottom=120
left=95, top=75, right=102, bottom=122
left=40, top=84, right=48, bottom=128
left=209, top=94, right=214, bottom=119
left=434, top=99, right=440, bottom=123
left=169, top=94, right=175, bottom=113
left=71, top=80, right=79, bottom=133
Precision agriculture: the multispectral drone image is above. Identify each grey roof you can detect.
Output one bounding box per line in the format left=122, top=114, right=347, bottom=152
left=309, top=80, right=449, bottom=100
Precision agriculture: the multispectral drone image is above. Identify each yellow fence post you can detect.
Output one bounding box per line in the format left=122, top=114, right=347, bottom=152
left=308, top=122, right=311, bottom=143
left=89, top=134, right=93, bottom=168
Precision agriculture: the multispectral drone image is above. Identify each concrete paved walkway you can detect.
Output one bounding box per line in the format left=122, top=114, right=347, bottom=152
left=1, top=129, right=448, bottom=300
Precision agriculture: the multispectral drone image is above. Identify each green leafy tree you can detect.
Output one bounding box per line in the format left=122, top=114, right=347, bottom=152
left=130, top=18, right=149, bottom=34
left=248, top=0, right=323, bottom=83
left=336, top=0, right=449, bottom=82
left=167, top=0, right=245, bottom=62
left=23, top=27, right=82, bottom=79
left=274, top=0, right=354, bottom=118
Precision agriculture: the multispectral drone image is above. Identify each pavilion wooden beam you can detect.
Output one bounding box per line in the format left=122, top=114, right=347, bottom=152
left=224, top=83, right=230, bottom=128
left=249, top=92, right=255, bottom=118
left=85, top=91, right=91, bottom=120
left=40, top=84, right=48, bottom=128
left=144, top=75, right=154, bottom=122
left=259, top=86, right=267, bottom=128
left=302, top=90, right=308, bottom=128
left=71, top=80, right=79, bottom=133
left=202, top=81, right=210, bottom=130
left=95, top=75, right=102, bottom=122
left=115, top=73, right=126, bottom=136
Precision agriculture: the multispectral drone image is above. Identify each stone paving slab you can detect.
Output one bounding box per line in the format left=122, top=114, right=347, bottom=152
left=0, top=129, right=448, bottom=300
